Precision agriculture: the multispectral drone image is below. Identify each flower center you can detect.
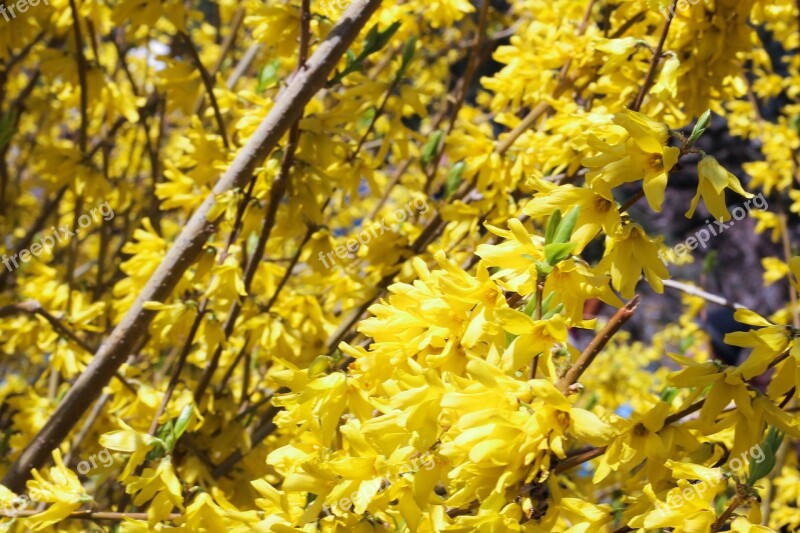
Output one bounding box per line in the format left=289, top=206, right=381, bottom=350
left=647, top=153, right=664, bottom=171
left=593, top=196, right=612, bottom=213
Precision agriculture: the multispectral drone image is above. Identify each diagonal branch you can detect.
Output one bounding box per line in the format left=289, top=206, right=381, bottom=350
left=556, top=295, right=640, bottom=393
left=180, top=30, right=230, bottom=150
left=1, top=0, right=383, bottom=493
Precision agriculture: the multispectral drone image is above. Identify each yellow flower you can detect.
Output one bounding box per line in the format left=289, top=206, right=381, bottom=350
left=100, top=420, right=162, bottom=480
left=598, top=222, right=669, bottom=298
left=584, top=109, right=681, bottom=212
left=686, top=156, right=753, bottom=221
left=523, top=181, right=621, bottom=252
left=724, top=309, right=793, bottom=380
left=125, top=458, right=185, bottom=526
left=24, top=450, right=89, bottom=531
left=496, top=309, right=567, bottom=374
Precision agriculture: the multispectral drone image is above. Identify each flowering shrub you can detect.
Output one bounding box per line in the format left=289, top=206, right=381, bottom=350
left=1, top=0, right=800, bottom=531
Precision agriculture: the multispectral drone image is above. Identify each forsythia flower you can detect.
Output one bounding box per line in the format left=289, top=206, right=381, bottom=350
left=598, top=222, right=669, bottom=298
left=584, top=109, right=681, bottom=211
left=686, top=155, right=753, bottom=220
left=2, top=1, right=800, bottom=532
left=23, top=450, right=89, bottom=531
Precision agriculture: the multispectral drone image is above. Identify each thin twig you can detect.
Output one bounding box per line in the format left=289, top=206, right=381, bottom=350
left=711, top=492, right=744, bottom=532
left=662, top=279, right=745, bottom=309
left=226, top=44, right=262, bottom=89
left=68, top=0, right=89, bottom=154
left=556, top=296, right=640, bottom=392
left=180, top=31, right=230, bottom=149
left=192, top=7, right=245, bottom=115
left=64, top=392, right=111, bottom=467
left=0, top=509, right=182, bottom=521
left=632, top=0, right=678, bottom=111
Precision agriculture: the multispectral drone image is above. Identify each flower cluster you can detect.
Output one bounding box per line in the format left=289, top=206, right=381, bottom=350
left=0, top=0, right=799, bottom=531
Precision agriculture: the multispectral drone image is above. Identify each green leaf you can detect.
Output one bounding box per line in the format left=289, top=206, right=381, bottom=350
left=535, top=261, right=553, bottom=276
left=164, top=432, right=176, bottom=454
left=544, top=242, right=577, bottom=266
left=541, top=302, right=564, bottom=320
left=308, top=355, right=333, bottom=376
left=523, top=290, right=554, bottom=318
left=335, top=21, right=402, bottom=84
left=172, top=404, right=194, bottom=441
left=256, top=60, right=280, bottom=93
left=400, top=36, right=417, bottom=73
left=345, top=49, right=357, bottom=69
left=359, top=107, right=376, bottom=128
left=679, top=334, right=694, bottom=354
left=746, top=426, right=784, bottom=486
left=445, top=161, right=465, bottom=198
left=421, top=130, right=443, bottom=166
left=504, top=331, right=517, bottom=347
left=368, top=22, right=401, bottom=56
left=553, top=207, right=580, bottom=244
left=541, top=291, right=555, bottom=312
left=790, top=114, right=800, bottom=135
left=0, top=111, right=16, bottom=149
left=524, top=295, right=538, bottom=317
left=362, top=24, right=380, bottom=52
left=150, top=421, right=174, bottom=457
left=544, top=209, right=562, bottom=245
left=688, top=109, right=712, bottom=144
left=659, top=386, right=679, bottom=402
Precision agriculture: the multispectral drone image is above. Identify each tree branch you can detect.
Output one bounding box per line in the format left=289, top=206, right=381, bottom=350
left=1, top=0, right=383, bottom=493
left=556, top=295, right=640, bottom=393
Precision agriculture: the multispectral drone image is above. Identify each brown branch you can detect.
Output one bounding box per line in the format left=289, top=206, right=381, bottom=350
left=711, top=491, right=745, bottom=532
left=552, top=344, right=795, bottom=476
left=226, top=44, right=262, bottom=90
left=180, top=31, right=230, bottom=149
left=192, top=7, right=245, bottom=115
left=618, top=188, right=645, bottom=213
left=211, top=401, right=282, bottom=478
left=632, top=0, right=678, bottom=111
left=553, top=445, right=607, bottom=474
left=67, top=0, right=89, bottom=154
left=350, top=47, right=404, bottom=161
left=530, top=276, right=545, bottom=379
left=609, top=10, right=646, bottom=39
left=0, top=509, right=182, bottom=521
left=1, top=0, right=384, bottom=493
left=556, top=296, right=640, bottom=393
left=0, top=300, right=136, bottom=394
